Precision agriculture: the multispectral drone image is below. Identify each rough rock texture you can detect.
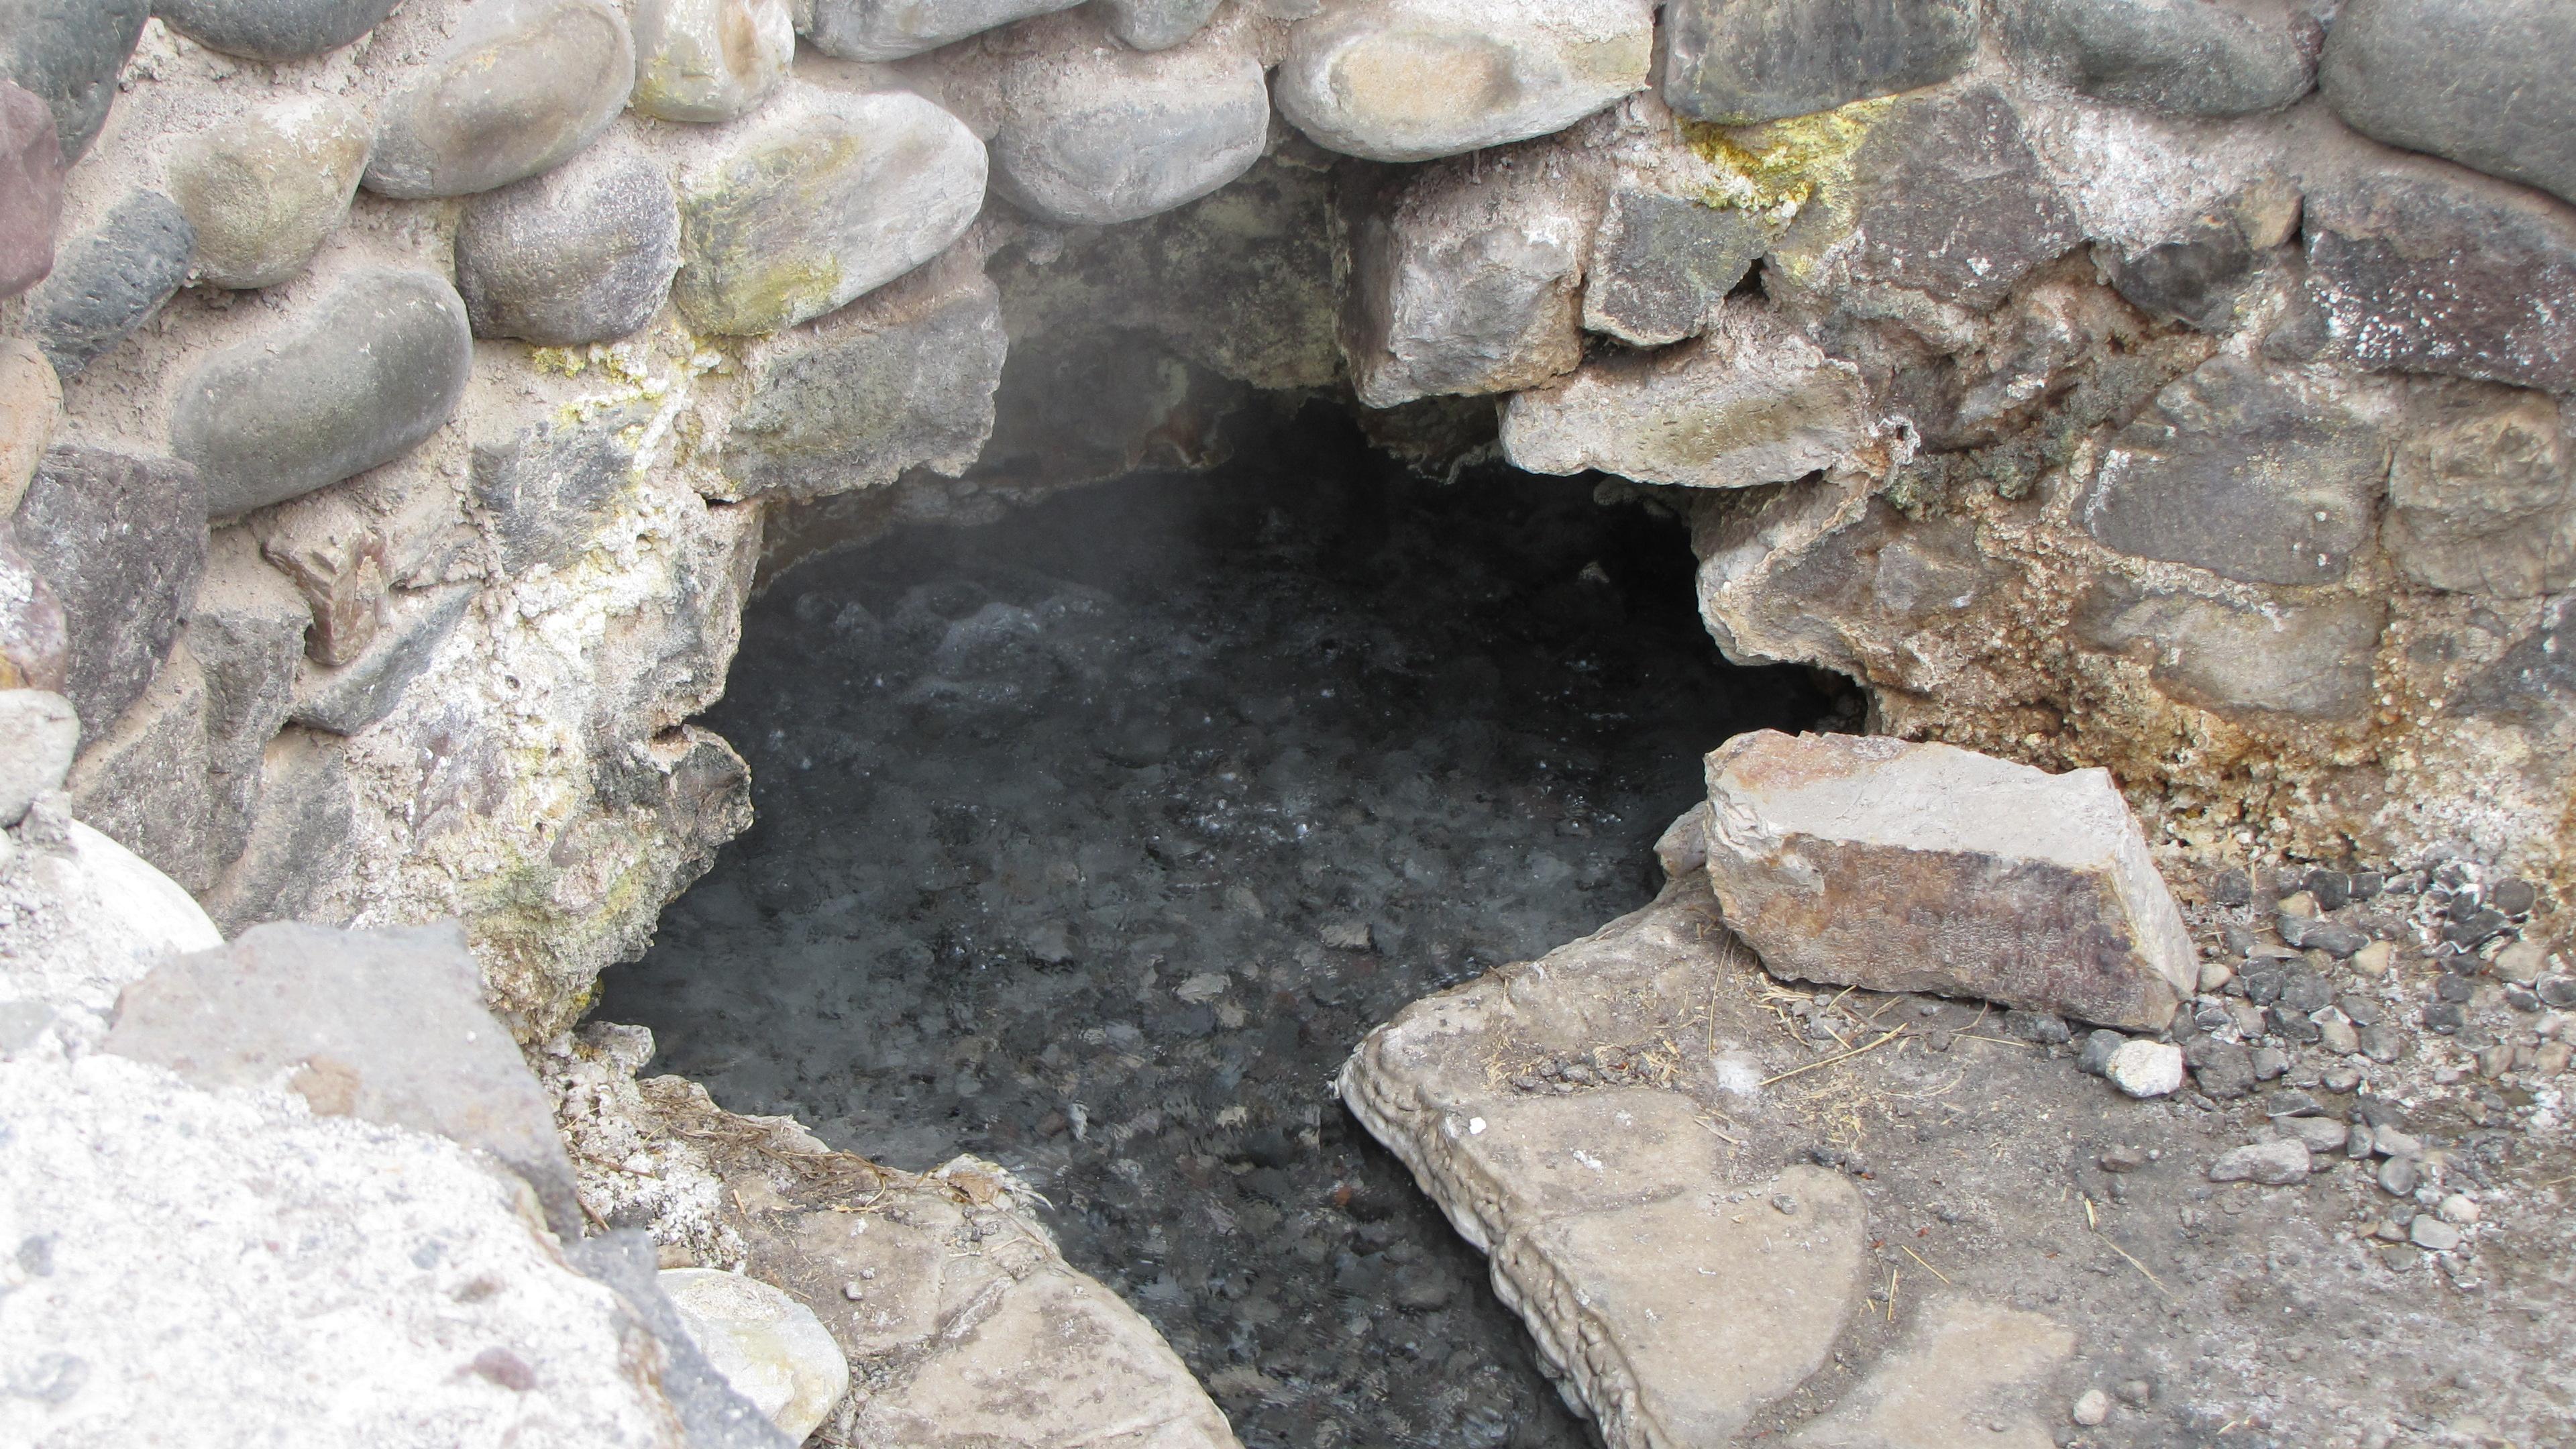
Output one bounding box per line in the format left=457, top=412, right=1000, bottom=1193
left=2382, top=383, right=2575, bottom=599
left=0, top=818, right=221, bottom=1018
left=1099, top=0, right=1222, bottom=52
left=0, top=526, right=69, bottom=693
left=2300, top=152, right=2576, bottom=396
left=800, top=0, right=1085, bottom=62
left=0, top=340, right=55, bottom=515
left=0, top=0, right=148, bottom=160
left=288, top=581, right=477, bottom=735
left=547, top=1025, right=1244, bottom=1448
left=364, top=0, right=637, bottom=199
left=631, top=0, right=795, bottom=124
left=171, top=267, right=474, bottom=517
left=672, top=91, right=985, bottom=336
left=11, top=444, right=206, bottom=747
left=0, top=687, right=74, bottom=825
left=1503, top=317, right=1870, bottom=490
left=2075, top=581, right=2387, bottom=722
left=105, top=921, right=587, bottom=1234
left=62, top=639, right=217, bottom=891
left=1582, top=187, right=1768, bottom=347
left=1340, top=134, right=1599, bottom=409
left=2001, top=0, right=2318, bottom=117
left=1274, top=0, right=1654, bottom=164
left=660, top=1269, right=850, bottom=1441
left=1339, top=883, right=2076, bottom=1449
left=720, top=267, right=1006, bottom=499
left=982, top=12, right=1269, bottom=227
left=568, top=1234, right=799, bottom=1449
left=2320, top=0, right=2576, bottom=209
left=0, top=1051, right=686, bottom=1448
left=167, top=97, right=372, bottom=290
left=1702, top=731, right=2200, bottom=1029
left=19, top=191, right=195, bottom=380
left=189, top=529, right=310, bottom=861
left=154, top=0, right=407, bottom=60
left=1663, top=0, right=1978, bottom=126
left=455, top=141, right=682, bottom=346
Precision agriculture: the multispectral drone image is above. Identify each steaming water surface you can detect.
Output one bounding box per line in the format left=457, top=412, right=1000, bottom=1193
left=604, top=421, right=1832, bottom=1448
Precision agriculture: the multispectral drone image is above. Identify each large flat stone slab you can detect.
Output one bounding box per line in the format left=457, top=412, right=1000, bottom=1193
left=1701, top=731, right=2197, bottom=1029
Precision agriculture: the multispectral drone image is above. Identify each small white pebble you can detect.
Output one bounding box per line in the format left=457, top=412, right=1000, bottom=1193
left=2439, top=1193, right=2480, bottom=1225
left=2073, top=1388, right=2112, bottom=1426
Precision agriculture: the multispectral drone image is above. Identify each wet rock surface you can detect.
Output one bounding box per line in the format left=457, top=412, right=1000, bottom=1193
left=604, top=429, right=1834, bottom=1448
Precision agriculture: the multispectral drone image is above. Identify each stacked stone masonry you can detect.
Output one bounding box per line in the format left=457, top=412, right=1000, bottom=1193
left=4, top=0, right=2576, bottom=1442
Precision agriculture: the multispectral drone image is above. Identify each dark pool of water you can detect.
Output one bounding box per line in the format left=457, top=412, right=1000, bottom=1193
left=602, top=412, right=1833, bottom=1448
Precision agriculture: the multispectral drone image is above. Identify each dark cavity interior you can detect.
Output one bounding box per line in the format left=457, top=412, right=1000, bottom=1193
left=602, top=409, right=1838, bottom=1448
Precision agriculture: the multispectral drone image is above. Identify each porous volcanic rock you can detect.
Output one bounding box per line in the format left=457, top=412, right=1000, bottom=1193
left=1701, top=730, right=2199, bottom=1029
left=363, top=0, right=637, bottom=199
left=1274, top=0, right=1654, bottom=164
left=10, top=444, right=206, bottom=747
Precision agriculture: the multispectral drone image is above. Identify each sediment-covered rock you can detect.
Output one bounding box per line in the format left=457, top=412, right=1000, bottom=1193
left=11, top=445, right=205, bottom=747
left=2000, top=0, right=2318, bottom=117
left=170, top=268, right=474, bottom=517
left=982, top=12, right=1269, bottom=227
left=672, top=91, right=985, bottom=336
left=2075, top=581, right=2387, bottom=722
left=1701, top=730, right=2200, bottom=1028
left=1275, top=0, right=1654, bottom=164
left=1338, top=133, right=1603, bottom=409
left=0, top=341, right=54, bottom=514
left=2382, top=382, right=2575, bottom=598
left=1663, top=0, right=1978, bottom=126
left=1098, top=0, right=1221, bottom=51
left=0, top=687, right=74, bottom=825
left=166, top=97, right=372, bottom=290
left=0, top=816, right=220, bottom=1017
left=631, top=0, right=795, bottom=124
left=455, top=141, right=681, bottom=346
left=2321, top=0, right=2576, bottom=209
left=1501, top=317, right=1870, bottom=489
left=153, top=0, right=405, bottom=60
left=19, top=191, right=194, bottom=380
left=363, top=0, right=637, bottom=199
left=288, top=581, right=476, bottom=735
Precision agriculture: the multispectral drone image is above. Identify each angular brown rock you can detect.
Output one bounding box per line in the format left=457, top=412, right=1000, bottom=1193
left=1701, top=730, right=2198, bottom=1029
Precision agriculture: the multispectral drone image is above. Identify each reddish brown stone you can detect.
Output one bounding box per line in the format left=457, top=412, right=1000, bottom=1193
left=0, top=78, right=65, bottom=299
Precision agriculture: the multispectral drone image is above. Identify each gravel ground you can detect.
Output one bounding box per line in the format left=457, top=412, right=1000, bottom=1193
left=598, top=422, right=1839, bottom=1449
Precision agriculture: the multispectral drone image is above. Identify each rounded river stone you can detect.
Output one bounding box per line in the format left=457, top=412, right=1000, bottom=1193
left=987, top=17, right=1269, bottom=226
left=364, top=0, right=636, bottom=200
left=631, top=0, right=794, bottom=124
left=152, top=0, right=404, bottom=60
left=672, top=92, right=985, bottom=337
left=455, top=142, right=680, bottom=345
left=801, top=0, right=1085, bottom=62
left=23, top=192, right=195, bottom=380
left=170, top=268, right=472, bottom=517
left=168, top=97, right=371, bottom=290
left=1275, top=0, right=1654, bottom=164
left=0, top=0, right=149, bottom=161
left=2322, top=0, right=2576, bottom=209
left=1099, top=0, right=1222, bottom=51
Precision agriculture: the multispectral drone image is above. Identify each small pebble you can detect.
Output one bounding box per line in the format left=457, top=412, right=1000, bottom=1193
left=2105, top=1039, right=2184, bottom=1099
left=2208, top=1140, right=2310, bottom=1185
left=2408, top=1216, right=2463, bottom=1252
left=1771, top=1193, right=1799, bottom=1216
left=2071, top=1388, right=2110, bottom=1426
left=2438, top=1193, right=2479, bottom=1225
left=2378, top=1157, right=2420, bottom=1196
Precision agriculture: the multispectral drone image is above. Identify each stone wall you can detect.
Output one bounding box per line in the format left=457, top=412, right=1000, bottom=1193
left=5, top=0, right=2572, bottom=1035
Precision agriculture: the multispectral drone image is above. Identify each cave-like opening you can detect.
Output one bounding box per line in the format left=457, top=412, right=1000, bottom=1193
left=599, top=403, right=1839, bottom=1448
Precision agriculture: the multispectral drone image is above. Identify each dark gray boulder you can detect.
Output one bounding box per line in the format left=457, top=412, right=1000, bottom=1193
left=11, top=444, right=207, bottom=747
left=102, top=919, right=587, bottom=1238
left=2078, top=356, right=2387, bottom=586
left=1582, top=189, right=1768, bottom=347
left=201, top=726, right=352, bottom=934
left=364, top=0, right=635, bottom=200
left=0, top=0, right=149, bottom=161
left=21, top=192, right=194, bottom=380
left=2322, top=0, right=2576, bottom=209
left=152, top=0, right=402, bottom=59
left=62, top=640, right=216, bottom=892
left=170, top=268, right=473, bottom=518
left=455, top=144, right=678, bottom=346
left=2000, top=0, right=2317, bottom=117
left=190, top=529, right=310, bottom=863
left=1664, top=0, right=1978, bottom=125
left=2302, top=159, right=2576, bottom=396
